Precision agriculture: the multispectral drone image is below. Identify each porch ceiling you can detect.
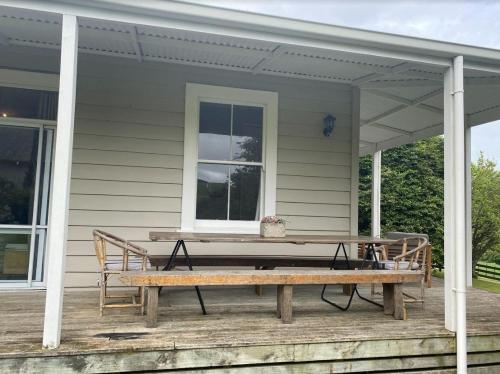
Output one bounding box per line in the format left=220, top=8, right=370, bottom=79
left=1, top=5, right=500, bottom=155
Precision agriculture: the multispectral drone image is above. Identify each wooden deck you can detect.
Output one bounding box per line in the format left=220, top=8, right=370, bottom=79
left=0, top=278, right=499, bottom=373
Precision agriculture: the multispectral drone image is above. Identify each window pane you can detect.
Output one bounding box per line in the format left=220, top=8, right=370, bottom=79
left=232, top=105, right=263, bottom=162
left=229, top=165, right=261, bottom=221
left=0, top=125, right=39, bottom=225
left=198, top=102, right=231, bottom=161
left=0, top=86, right=57, bottom=120
left=196, top=163, right=229, bottom=220
left=0, top=231, right=31, bottom=281
left=32, top=229, right=46, bottom=282
left=37, top=129, right=53, bottom=225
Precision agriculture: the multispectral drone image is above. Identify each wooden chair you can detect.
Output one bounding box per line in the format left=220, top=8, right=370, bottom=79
left=375, top=236, right=429, bottom=306
left=93, top=229, right=148, bottom=316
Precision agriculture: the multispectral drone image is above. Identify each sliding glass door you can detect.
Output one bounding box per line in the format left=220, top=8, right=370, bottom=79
left=0, top=124, right=53, bottom=287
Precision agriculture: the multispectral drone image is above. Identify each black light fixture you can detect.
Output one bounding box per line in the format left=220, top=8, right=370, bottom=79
left=323, top=114, right=336, bottom=137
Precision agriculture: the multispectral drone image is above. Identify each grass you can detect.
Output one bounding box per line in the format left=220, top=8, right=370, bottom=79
left=432, top=269, right=500, bottom=294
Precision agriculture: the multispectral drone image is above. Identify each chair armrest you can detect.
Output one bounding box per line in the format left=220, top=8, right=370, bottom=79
left=393, top=237, right=429, bottom=263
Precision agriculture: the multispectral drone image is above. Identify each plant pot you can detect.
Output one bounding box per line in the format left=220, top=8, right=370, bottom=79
left=260, top=222, right=286, bottom=237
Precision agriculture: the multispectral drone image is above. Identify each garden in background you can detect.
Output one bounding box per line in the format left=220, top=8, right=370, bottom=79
left=359, top=136, right=500, bottom=293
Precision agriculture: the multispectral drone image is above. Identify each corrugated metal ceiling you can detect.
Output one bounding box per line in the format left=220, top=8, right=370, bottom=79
left=0, top=7, right=499, bottom=155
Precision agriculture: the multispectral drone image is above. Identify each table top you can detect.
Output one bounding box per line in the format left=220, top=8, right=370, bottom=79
left=149, top=232, right=397, bottom=245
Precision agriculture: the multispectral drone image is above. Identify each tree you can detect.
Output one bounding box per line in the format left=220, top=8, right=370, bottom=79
left=359, top=137, right=445, bottom=267
left=471, top=153, right=500, bottom=271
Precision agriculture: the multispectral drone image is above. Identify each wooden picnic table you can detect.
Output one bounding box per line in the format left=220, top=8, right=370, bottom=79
left=149, top=232, right=397, bottom=246
left=148, top=232, right=399, bottom=313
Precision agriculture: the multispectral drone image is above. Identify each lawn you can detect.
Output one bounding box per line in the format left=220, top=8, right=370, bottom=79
left=432, top=269, right=500, bottom=294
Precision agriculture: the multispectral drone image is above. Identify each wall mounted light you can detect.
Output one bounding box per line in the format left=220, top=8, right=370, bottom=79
left=323, top=114, right=336, bottom=137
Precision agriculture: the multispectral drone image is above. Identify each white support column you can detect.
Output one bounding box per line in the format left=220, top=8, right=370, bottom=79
left=465, top=121, right=473, bottom=287
left=42, top=14, right=79, bottom=349
left=443, top=65, right=456, bottom=332
left=350, top=86, right=360, bottom=258
left=371, top=150, right=382, bottom=238
left=453, top=56, right=467, bottom=374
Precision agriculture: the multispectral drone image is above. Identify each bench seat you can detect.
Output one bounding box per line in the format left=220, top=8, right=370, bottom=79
left=119, top=269, right=423, bottom=327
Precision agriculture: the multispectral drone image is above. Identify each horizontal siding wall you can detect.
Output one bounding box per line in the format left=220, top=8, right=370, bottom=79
left=1, top=49, right=353, bottom=288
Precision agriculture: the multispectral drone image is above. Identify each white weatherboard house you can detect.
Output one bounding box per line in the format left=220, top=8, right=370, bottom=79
left=0, top=1, right=499, bottom=373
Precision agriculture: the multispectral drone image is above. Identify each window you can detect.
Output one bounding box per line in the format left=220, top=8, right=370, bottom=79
left=0, top=86, right=58, bottom=120
left=0, top=125, right=53, bottom=285
left=182, top=84, right=278, bottom=233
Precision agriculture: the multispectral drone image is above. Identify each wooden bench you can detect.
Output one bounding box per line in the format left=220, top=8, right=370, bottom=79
left=120, top=270, right=423, bottom=327
left=148, top=256, right=372, bottom=296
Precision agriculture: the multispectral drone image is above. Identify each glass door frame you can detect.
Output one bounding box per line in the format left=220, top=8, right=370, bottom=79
left=0, top=119, right=56, bottom=288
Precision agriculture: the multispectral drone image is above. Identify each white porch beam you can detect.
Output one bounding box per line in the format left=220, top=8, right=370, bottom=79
left=360, top=122, right=443, bottom=156
left=361, top=80, right=441, bottom=89
left=361, top=88, right=443, bottom=127
left=453, top=55, right=467, bottom=374
left=366, top=89, right=443, bottom=116
left=370, top=123, right=412, bottom=136
left=371, top=150, right=382, bottom=238
left=42, top=14, right=79, bottom=349
left=465, top=118, right=473, bottom=287
left=350, top=86, right=361, bottom=258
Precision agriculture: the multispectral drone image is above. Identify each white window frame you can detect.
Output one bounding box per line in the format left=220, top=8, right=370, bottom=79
left=0, top=69, right=58, bottom=289
left=181, top=83, right=278, bottom=233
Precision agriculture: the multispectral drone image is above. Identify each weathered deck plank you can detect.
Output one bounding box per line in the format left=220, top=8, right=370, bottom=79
left=0, top=278, right=498, bottom=373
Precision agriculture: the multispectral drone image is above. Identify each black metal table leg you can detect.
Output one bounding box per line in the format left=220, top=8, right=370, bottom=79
left=321, top=242, right=383, bottom=311
left=179, top=240, right=207, bottom=315
left=160, top=239, right=207, bottom=315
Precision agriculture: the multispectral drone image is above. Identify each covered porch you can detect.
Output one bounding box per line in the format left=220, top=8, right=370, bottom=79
left=0, top=1, right=500, bottom=372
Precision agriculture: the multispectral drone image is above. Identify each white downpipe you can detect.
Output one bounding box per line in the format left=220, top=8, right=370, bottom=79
left=371, top=150, right=382, bottom=238
left=42, top=14, right=79, bottom=349
left=465, top=123, right=473, bottom=287
left=443, top=66, right=456, bottom=332
left=453, top=55, right=467, bottom=374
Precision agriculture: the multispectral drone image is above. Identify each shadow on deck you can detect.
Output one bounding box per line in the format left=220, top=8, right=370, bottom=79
left=0, top=278, right=499, bottom=373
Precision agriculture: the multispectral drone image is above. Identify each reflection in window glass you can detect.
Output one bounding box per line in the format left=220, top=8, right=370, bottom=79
left=232, top=105, right=263, bottom=162
left=37, top=129, right=54, bottom=226
left=0, top=86, right=57, bottom=120
left=0, top=126, right=39, bottom=225
left=32, top=230, right=46, bottom=282
left=229, top=165, right=261, bottom=220
left=198, top=102, right=231, bottom=160
left=0, top=231, right=31, bottom=281
left=196, top=164, right=229, bottom=220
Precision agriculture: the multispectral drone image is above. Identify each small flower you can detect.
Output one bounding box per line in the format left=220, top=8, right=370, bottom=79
left=261, top=215, right=288, bottom=224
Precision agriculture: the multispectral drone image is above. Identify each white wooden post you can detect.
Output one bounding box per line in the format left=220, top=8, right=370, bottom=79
left=371, top=150, right=382, bottom=238
left=443, top=65, right=456, bottom=332
left=453, top=56, right=467, bottom=374
left=42, top=14, right=79, bottom=349
left=465, top=122, right=473, bottom=287
left=350, top=86, right=360, bottom=258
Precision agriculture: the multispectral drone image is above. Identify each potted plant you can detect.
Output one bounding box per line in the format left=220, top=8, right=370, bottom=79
left=260, top=216, right=287, bottom=237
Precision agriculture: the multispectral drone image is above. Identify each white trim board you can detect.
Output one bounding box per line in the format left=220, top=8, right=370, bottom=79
left=181, top=83, right=278, bottom=234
